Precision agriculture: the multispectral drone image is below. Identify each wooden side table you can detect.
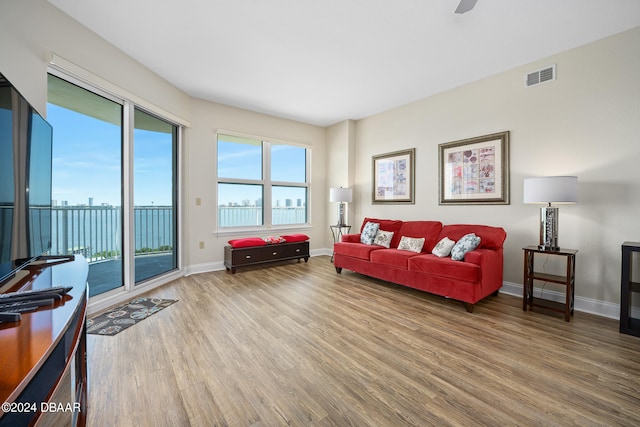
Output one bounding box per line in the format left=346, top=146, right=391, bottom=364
left=523, top=246, right=577, bottom=322
left=620, top=242, right=640, bottom=337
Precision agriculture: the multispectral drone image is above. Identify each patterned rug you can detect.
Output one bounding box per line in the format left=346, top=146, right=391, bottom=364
left=87, top=297, right=177, bottom=336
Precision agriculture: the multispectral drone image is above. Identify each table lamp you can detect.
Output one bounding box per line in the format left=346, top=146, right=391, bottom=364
left=329, top=187, right=352, bottom=227
left=523, top=176, right=577, bottom=251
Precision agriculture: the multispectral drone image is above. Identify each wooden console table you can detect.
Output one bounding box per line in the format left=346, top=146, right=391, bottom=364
left=0, top=256, right=88, bottom=427
left=224, top=241, right=309, bottom=273
left=523, top=246, right=577, bottom=322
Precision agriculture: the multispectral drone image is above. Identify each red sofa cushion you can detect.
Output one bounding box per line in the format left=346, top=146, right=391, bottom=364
left=396, top=221, right=444, bottom=252
left=438, top=224, right=506, bottom=250
left=281, top=233, right=310, bottom=243
left=228, top=238, right=267, bottom=248
left=409, top=254, right=481, bottom=283
left=360, top=218, right=404, bottom=248
left=370, top=249, right=419, bottom=269
left=333, top=242, right=383, bottom=260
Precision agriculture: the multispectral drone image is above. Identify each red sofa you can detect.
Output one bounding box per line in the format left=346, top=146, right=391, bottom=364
left=333, top=218, right=507, bottom=312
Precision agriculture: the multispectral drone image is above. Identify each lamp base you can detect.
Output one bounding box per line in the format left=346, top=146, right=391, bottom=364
left=539, top=206, right=559, bottom=251
left=336, top=202, right=346, bottom=228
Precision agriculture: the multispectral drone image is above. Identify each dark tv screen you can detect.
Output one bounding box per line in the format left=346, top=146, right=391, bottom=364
left=0, top=72, right=53, bottom=284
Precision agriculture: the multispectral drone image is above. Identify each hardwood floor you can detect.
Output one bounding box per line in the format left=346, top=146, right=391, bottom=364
left=86, top=256, right=640, bottom=426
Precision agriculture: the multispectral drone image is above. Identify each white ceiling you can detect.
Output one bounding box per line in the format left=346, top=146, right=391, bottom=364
left=49, top=0, right=640, bottom=127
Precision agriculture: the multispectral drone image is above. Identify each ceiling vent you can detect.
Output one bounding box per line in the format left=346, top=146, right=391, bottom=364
left=526, top=65, right=556, bottom=87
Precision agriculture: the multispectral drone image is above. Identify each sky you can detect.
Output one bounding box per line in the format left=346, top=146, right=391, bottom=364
left=216, top=138, right=307, bottom=207
left=47, top=104, right=173, bottom=206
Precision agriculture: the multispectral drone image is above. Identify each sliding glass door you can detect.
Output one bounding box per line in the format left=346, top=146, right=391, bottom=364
left=47, top=74, right=124, bottom=297
left=47, top=74, right=180, bottom=297
left=133, top=108, right=177, bottom=283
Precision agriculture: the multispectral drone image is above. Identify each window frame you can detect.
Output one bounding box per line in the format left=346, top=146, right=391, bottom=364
left=216, top=130, right=311, bottom=234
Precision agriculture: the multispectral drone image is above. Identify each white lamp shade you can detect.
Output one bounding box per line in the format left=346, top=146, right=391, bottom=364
left=523, top=176, right=578, bottom=204
left=329, top=187, right=352, bottom=203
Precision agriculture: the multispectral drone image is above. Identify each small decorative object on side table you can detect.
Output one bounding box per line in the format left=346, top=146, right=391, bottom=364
left=523, top=245, right=577, bottom=322
left=330, top=225, right=351, bottom=262
left=620, top=242, right=640, bottom=337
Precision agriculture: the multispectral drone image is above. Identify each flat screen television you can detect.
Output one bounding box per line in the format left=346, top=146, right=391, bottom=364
left=0, top=71, right=53, bottom=285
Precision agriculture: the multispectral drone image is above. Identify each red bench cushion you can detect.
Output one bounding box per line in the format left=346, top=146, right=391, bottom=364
left=281, top=234, right=310, bottom=243
left=228, top=238, right=268, bottom=248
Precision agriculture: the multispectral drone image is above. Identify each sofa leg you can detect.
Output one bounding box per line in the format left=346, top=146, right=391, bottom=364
left=492, top=290, right=499, bottom=297
left=463, top=302, right=474, bottom=313
left=335, top=267, right=342, bottom=274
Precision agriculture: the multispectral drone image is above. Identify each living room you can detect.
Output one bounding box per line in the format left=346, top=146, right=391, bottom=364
left=2, top=0, right=640, bottom=425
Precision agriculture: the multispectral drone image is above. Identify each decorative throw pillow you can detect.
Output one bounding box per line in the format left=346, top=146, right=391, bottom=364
left=397, top=236, right=425, bottom=253
left=228, top=238, right=267, bottom=248
left=281, top=234, right=310, bottom=243
left=373, top=230, right=394, bottom=248
left=450, top=233, right=481, bottom=261
left=360, top=222, right=380, bottom=245
left=263, top=236, right=286, bottom=244
left=432, top=237, right=456, bottom=258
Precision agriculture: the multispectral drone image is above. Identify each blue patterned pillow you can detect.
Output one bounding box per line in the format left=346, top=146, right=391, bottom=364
left=451, top=233, right=481, bottom=261
left=360, top=222, right=380, bottom=245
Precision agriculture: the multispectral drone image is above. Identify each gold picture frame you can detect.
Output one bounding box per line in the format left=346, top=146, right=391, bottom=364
left=372, top=148, right=415, bottom=204
left=438, top=131, right=510, bottom=205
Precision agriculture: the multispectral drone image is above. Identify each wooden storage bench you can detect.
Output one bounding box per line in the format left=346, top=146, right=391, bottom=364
left=224, top=241, right=310, bottom=273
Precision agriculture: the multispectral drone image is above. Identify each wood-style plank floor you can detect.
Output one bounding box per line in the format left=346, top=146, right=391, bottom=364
left=86, top=256, right=640, bottom=426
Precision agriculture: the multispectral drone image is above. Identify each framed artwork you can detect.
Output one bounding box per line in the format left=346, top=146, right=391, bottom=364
left=372, top=148, right=415, bottom=204
left=438, top=131, right=510, bottom=205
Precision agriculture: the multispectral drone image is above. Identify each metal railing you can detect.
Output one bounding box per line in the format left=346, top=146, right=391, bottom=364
left=51, top=206, right=175, bottom=263
left=218, top=206, right=306, bottom=227
left=38, top=205, right=305, bottom=263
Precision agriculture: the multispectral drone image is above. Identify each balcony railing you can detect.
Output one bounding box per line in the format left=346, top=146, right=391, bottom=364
left=47, top=205, right=306, bottom=264
left=218, top=206, right=306, bottom=227
left=51, top=206, right=175, bottom=263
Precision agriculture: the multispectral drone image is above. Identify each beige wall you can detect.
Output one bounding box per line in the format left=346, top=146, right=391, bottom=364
left=186, top=98, right=326, bottom=271
left=326, top=120, right=356, bottom=228
left=353, top=27, right=640, bottom=305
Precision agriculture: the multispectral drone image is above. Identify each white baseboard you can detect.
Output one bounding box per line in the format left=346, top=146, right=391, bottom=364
left=500, top=281, right=620, bottom=320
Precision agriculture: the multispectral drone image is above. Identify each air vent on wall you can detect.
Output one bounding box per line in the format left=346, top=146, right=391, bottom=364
left=526, top=65, right=556, bottom=87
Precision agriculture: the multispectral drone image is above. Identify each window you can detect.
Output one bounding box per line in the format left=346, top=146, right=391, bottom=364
left=217, top=133, right=309, bottom=230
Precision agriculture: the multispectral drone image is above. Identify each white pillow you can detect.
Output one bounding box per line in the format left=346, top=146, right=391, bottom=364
left=373, top=230, right=394, bottom=248
left=360, top=221, right=380, bottom=245
left=432, top=237, right=455, bottom=257
left=397, top=236, right=425, bottom=253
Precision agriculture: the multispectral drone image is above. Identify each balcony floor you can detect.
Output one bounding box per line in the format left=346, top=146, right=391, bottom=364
left=87, top=253, right=175, bottom=297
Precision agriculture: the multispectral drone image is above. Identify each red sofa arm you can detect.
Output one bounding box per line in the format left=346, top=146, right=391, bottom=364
left=464, top=248, right=504, bottom=290
left=340, top=233, right=361, bottom=243
left=464, top=248, right=493, bottom=265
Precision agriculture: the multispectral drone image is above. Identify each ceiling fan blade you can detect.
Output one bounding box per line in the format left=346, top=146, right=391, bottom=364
left=455, top=0, right=478, bottom=14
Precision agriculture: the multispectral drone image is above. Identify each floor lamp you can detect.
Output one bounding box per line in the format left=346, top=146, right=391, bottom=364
left=524, top=176, right=578, bottom=251
left=329, top=187, right=352, bottom=227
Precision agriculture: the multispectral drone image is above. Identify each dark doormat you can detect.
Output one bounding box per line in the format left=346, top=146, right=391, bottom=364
left=87, top=297, right=177, bottom=336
